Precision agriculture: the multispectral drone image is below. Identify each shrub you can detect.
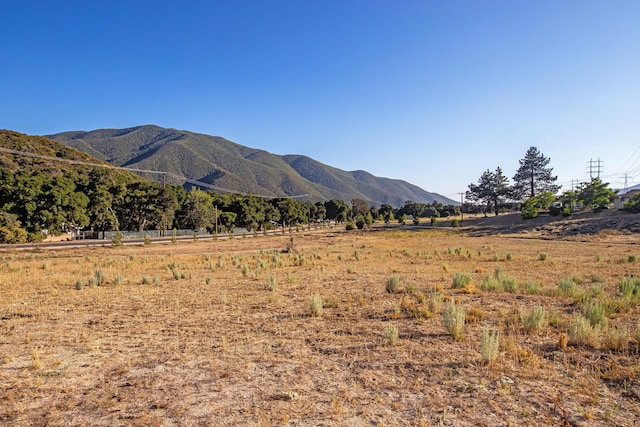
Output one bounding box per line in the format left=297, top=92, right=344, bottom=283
left=384, top=325, right=399, bottom=345
left=111, top=231, right=123, bottom=246
left=386, top=275, right=401, bottom=293
left=602, top=326, right=629, bottom=352
left=452, top=272, right=472, bottom=289
left=538, top=253, right=548, bottom=261
left=479, top=275, right=502, bottom=292
left=443, top=299, right=465, bottom=341
left=620, top=276, right=640, bottom=298
left=558, top=278, right=577, bottom=297
left=143, top=233, right=151, bottom=245
left=568, top=315, right=600, bottom=347
left=480, top=327, right=500, bottom=363
left=523, top=281, right=542, bottom=295
left=583, top=300, right=608, bottom=328
left=309, top=294, right=323, bottom=317
left=521, top=306, right=546, bottom=334
left=430, top=217, right=438, bottom=227
left=267, top=274, right=277, bottom=292
left=345, top=220, right=355, bottom=231
left=451, top=218, right=460, bottom=228
left=428, top=292, right=443, bottom=313
left=75, top=280, right=84, bottom=290
left=93, top=269, right=106, bottom=286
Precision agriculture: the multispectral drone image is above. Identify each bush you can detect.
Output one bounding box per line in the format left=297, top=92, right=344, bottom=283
left=568, top=315, right=600, bottom=347
left=309, top=294, right=323, bottom=317
left=623, top=192, right=640, bottom=213
left=443, top=299, right=465, bottom=341
left=451, top=218, right=460, bottom=227
left=452, top=272, right=472, bottom=289
left=430, top=217, right=438, bottom=227
left=384, top=325, right=399, bottom=345
left=521, top=306, right=546, bottom=334
left=558, top=278, right=577, bottom=297
left=111, top=231, right=123, bottom=246
left=386, top=275, right=401, bottom=293
left=480, top=327, right=500, bottom=363
left=619, top=276, right=640, bottom=298
left=583, top=300, right=608, bottom=328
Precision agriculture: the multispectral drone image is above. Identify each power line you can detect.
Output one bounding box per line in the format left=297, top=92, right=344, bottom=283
left=0, top=147, right=310, bottom=199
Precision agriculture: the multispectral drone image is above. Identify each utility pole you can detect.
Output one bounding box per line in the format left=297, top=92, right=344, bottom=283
left=624, top=174, right=629, bottom=194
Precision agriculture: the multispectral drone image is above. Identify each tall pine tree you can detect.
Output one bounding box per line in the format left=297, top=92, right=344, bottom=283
left=512, top=147, right=560, bottom=201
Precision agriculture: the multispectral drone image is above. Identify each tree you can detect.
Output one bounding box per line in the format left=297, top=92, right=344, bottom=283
left=521, top=192, right=556, bottom=219
left=577, top=178, right=616, bottom=209
left=378, top=204, right=394, bottom=224
left=466, top=167, right=510, bottom=215
left=351, top=199, right=370, bottom=218
left=325, top=199, right=349, bottom=222
left=181, top=188, right=216, bottom=231
left=623, top=193, right=640, bottom=213
left=512, top=147, right=560, bottom=201
left=0, top=212, right=28, bottom=243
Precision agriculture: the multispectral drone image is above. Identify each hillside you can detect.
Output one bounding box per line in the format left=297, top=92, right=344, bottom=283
left=47, top=125, right=455, bottom=206
left=0, top=130, right=140, bottom=184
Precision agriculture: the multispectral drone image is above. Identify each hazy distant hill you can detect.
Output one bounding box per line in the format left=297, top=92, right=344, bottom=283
left=48, top=125, right=455, bottom=206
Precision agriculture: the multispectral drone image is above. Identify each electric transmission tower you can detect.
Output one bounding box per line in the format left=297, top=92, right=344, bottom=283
left=588, top=158, right=603, bottom=179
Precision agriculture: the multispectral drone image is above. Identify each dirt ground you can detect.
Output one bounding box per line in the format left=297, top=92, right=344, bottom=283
left=1, top=217, right=639, bottom=426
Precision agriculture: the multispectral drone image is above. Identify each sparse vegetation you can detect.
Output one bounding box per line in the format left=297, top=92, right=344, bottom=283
left=1, top=226, right=639, bottom=425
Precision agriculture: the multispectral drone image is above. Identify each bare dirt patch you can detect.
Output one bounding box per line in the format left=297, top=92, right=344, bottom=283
left=1, top=227, right=639, bottom=426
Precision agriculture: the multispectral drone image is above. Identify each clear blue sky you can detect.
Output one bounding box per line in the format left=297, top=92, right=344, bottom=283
left=2, top=1, right=639, bottom=199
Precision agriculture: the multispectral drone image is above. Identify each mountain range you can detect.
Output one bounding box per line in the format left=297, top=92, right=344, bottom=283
left=46, top=125, right=455, bottom=207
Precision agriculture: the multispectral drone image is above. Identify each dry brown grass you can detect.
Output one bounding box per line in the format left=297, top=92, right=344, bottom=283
left=1, top=227, right=640, bottom=426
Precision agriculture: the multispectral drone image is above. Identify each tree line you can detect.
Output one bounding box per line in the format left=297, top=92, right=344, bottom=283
left=465, top=146, right=626, bottom=218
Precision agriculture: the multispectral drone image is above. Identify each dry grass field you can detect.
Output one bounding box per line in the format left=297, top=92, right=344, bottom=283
left=1, top=224, right=640, bottom=426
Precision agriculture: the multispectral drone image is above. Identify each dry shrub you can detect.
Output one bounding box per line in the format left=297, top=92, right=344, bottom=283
left=568, top=315, right=600, bottom=347
left=443, top=299, right=465, bottom=341
left=480, top=327, right=500, bottom=364
left=465, top=306, right=485, bottom=324
left=602, top=326, right=629, bottom=352
left=521, top=306, right=547, bottom=334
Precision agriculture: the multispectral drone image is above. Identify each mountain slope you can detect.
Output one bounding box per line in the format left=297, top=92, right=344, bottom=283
left=48, top=125, right=455, bottom=206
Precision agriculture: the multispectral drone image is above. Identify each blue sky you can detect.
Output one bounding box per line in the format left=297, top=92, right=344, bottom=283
left=2, top=1, right=639, bottom=200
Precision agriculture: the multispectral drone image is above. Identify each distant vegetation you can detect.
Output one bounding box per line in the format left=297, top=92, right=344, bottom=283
left=465, top=146, right=620, bottom=217
left=0, top=130, right=460, bottom=243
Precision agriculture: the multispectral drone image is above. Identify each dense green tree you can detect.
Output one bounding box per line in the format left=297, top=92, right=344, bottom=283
left=311, top=202, right=327, bottom=222
left=113, top=181, right=163, bottom=231
left=325, top=199, right=349, bottom=222
left=623, top=192, right=640, bottom=213
left=466, top=167, right=510, bottom=215
left=231, top=195, right=266, bottom=231
left=273, top=198, right=307, bottom=227
left=378, top=204, right=394, bottom=224
left=577, top=178, right=616, bottom=209
left=521, top=192, right=556, bottom=219
left=512, top=147, right=560, bottom=200
left=180, top=188, right=216, bottom=230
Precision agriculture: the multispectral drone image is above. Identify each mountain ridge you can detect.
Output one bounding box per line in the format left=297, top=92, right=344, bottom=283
left=47, top=125, right=456, bottom=207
